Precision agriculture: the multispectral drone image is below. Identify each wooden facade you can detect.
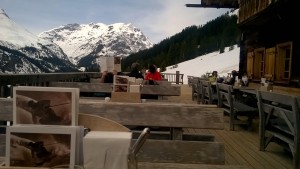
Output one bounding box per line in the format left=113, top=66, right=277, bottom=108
left=187, top=0, right=299, bottom=87
left=238, top=0, right=299, bottom=86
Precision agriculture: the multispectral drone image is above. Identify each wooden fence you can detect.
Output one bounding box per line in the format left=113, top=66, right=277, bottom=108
left=161, top=71, right=184, bottom=84
left=0, top=71, right=183, bottom=98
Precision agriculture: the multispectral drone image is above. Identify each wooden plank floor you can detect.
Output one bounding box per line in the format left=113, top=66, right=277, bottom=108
left=138, top=84, right=294, bottom=169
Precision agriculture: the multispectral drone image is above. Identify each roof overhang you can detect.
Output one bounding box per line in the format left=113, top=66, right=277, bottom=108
left=186, top=0, right=238, bottom=9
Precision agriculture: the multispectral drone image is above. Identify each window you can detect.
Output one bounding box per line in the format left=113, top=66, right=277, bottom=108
left=246, top=51, right=254, bottom=78
left=275, top=41, right=293, bottom=81
left=253, top=48, right=265, bottom=80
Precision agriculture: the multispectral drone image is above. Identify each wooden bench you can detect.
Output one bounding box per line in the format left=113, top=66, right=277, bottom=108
left=0, top=98, right=225, bottom=165
left=81, top=100, right=225, bottom=164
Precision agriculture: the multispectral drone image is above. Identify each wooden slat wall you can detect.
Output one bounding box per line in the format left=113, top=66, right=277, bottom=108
left=238, top=0, right=271, bottom=23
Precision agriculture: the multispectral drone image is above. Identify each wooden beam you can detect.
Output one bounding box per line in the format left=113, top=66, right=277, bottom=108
left=186, top=3, right=237, bottom=8
left=79, top=100, right=224, bottom=129
left=136, top=140, right=225, bottom=164
left=0, top=98, right=223, bottom=130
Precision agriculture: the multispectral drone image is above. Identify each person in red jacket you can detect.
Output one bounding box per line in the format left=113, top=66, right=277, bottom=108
left=144, top=64, right=162, bottom=81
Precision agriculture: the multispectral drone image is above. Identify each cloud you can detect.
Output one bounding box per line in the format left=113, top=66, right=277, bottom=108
left=139, top=0, right=231, bottom=43
left=1, top=0, right=231, bottom=44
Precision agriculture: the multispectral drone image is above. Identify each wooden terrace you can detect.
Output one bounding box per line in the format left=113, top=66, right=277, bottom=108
left=136, top=85, right=294, bottom=169
left=0, top=73, right=295, bottom=169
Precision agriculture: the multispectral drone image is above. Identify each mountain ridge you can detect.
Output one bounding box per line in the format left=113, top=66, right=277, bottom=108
left=0, top=9, right=78, bottom=73
left=0, top=8, right=153, bottom=73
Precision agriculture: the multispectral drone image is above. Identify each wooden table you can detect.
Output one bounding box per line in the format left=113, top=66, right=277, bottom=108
left=239, top=88, right=257, bottom=95
left=233, top=86, right=258, bottom=108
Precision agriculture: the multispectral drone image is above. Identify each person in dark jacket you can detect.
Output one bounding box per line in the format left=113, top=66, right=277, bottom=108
left=128, top=62, right=144, bottom=79
left=225, top=70, right=238, bottom=85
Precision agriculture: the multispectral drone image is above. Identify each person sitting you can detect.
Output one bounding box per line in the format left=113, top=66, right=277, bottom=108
left=241, top=72, right=249, bottom=86
left=128, top=62, right=144, bottom=79
left=142, top=64, right=162, bottom=99
left=208, top=71, right=218, bottom=84
left=144, top=64, right=161, bottom=85
left=225, top=70, right=238, bottom=85
left=99, top=70, right=115, bottom=83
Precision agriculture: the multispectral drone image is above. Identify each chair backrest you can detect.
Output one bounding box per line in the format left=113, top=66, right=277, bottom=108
left=201, top=80, right=213, bottom=104
left=216, top=83, right=234, bottom=114
left=191, top=78, right=199, bottom=100
left=196, top=80, right=204, bottom=104
left=128, top=127, right=150, bottom=169
left=256, top=91, right=299, bottom=154
left=130, top=127, right=150, bottom=156
left=78, top=113, right=130, bottom=132
left=187, top=76, right=193, bottom=87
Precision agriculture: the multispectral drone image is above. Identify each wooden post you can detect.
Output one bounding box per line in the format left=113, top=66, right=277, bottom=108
left=0, top=86, right=4, bottom=98
left=176, top=71, right=179, bottom=84
left=9, top=85, right=13, bottom=98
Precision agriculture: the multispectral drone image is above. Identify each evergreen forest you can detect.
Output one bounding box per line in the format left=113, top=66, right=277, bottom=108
left=122, top=12, right=241, bottom=72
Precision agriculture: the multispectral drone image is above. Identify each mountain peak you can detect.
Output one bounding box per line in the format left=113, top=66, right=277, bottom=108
left=39, top=22, right=153, bottom=65
left=0, top=9, right=9, bottom=18
left=0, top=9, right=39, bottom=47
left=0, top=9, right=77, bottom=73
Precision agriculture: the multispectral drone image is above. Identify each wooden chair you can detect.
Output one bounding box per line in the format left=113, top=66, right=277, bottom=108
left=191, top=78, right=199, bottom=101
left=257, top=91, right=299, bottom=169
left=196, top=80, right=204, bottom=104
left=187, top=76, right=193, bottom=87
left=216, top=83, right=258, bottom=131
left=128, top=127, right=150, bottom=169
left=191, top=78, right=204, bottom=104
left=79, top=113, right=150, bottom=169
left=201, top=80, right=218, bottom=105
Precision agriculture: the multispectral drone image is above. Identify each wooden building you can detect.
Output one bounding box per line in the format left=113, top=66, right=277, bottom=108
left=186, top=0, right=299, bottom=87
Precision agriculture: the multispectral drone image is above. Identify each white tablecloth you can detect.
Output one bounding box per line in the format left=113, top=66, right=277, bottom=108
left=83, top=131, right=132, bottom=169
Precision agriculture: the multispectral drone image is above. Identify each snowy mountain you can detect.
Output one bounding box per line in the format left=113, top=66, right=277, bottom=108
left=0, top=8, right=153, bottom=73
left=38, top=22, right=153, bottom=68
left=0, top=9, right=78, bottom=73
left=163, top=45, right=240, bottom=84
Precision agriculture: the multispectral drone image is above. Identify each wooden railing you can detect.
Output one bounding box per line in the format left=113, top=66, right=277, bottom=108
left=161, top=71, right=184, bottom=84
left=0, top=71, right=183, bottom=98
left=0, top=72, right=100, bottom=98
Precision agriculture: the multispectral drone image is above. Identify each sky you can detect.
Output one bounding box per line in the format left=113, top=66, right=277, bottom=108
left=163, top=45, right=239, bottom=84
left=1, top=0, right=231, bottom=44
